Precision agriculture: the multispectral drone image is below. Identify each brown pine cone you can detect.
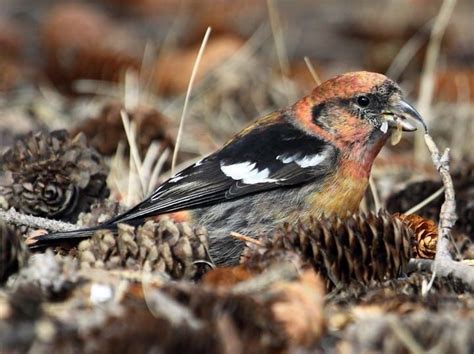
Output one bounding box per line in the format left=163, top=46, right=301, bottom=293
left=1, top=130, right=109, bottom=222
left=154, top=35, right=244, bottom=95
left=394, top=213, right=438, bottom=259
left=76, top=198, right=125, bottom=228
left=0, top=221, right=29, bottom=283
left=41, top=2, right=141, bottom=90
left=243, top=210, right=413, bottom=289
left=62, top=47, right=140, bottom=86
left=78, top=219, right=209, bottom=279
left=71, top=102, right=174, bottom=158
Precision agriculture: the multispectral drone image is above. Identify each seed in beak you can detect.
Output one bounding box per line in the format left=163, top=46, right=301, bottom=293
left=391, top=121, right=403, bottom=145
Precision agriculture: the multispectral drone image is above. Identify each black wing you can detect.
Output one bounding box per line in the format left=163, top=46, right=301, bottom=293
left=108, top=114, right=339, bottom=222
left=30, top=114, right=338, bottom=246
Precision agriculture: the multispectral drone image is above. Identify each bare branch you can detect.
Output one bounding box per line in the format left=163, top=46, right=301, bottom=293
left=415, top=0, right=457, bottom=161
left=0, top=207, right=78, bottom=233
left=230, top=231, right=264, bottom=247
left=404, top=186, right=444, bottom=215
left=171, top=27, right=212, bottom=174
left=422, top=133, right=474, bottom=287
left=304, top=56, right=322, bottom=86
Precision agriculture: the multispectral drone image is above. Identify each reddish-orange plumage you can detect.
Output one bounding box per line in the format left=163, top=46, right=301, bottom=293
left=310, top=71, right=387, bottom=102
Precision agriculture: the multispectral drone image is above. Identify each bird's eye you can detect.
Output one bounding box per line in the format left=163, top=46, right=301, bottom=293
left=357, top=96, right=370, bottom=107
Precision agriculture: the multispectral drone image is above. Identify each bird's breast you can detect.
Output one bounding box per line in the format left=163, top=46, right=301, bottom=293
left=305, top=168, right=369, bottom=217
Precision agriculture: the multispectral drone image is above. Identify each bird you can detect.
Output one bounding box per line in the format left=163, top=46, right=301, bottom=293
left=29, top=71, right=427, bottom=265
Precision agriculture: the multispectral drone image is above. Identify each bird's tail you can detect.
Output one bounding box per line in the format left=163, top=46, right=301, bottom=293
left=27, top=225, right=111, bottom=249
left=27, top=205, right=145, bottom=249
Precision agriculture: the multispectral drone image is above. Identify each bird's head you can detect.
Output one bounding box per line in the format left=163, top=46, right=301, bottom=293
left=292, top=71, right=426, bottom=153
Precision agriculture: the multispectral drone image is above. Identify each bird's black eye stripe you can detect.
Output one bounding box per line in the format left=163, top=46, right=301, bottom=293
left=312, top=102, right=326, bottom=121
left=357, top=95, right=370, bottom=107
left=311, top=102, right=329, bottom=129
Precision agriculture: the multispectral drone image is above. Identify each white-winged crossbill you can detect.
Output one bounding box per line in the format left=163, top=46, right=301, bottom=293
left=30, top=71, right=426, bottom=265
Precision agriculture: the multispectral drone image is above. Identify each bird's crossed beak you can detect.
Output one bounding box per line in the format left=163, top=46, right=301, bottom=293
left=383, top=99, right=428, bottom=133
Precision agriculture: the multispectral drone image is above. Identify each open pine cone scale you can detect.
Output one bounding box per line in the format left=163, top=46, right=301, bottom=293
left=241, top=211, right=415, bottom=289
left=1, top=130, right=109, bottom=222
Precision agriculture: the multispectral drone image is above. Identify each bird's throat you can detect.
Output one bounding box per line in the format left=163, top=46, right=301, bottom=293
left=346, top=133, right=388, bottom=178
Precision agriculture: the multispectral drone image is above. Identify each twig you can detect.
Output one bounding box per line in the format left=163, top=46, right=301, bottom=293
left=171, top=27, right=212, bottom=174
left=148, top=148, right=170, bottom=195
left=404, top=186, right=444, bottom=215
left=142, top=142, right=161, bottom=178
left=139, top=40, right=157, bottom=99
left=303, top=56, right=322, bottom=86
left=160, top=155, right=203, bottom=181
left=121, top=110, right=146, bottom=198
left=126, top=138, right=137, bottom=206
left=267, top=0, right=290, bottom=77
left=109, top=141, right=128, bottom=200
left=230, top=231, right=264, bottom=247
left=415, top=0, right=457, bottom=161
left=368, top=176, right=381, bottom=211
left=422, top=133, right=474, bottom=287
left=124, top=69, right=140, bottom=111
left=386, top=18, right=433, bottom=80
left=424, top=135, right=456, bottom=257
left=417, top=0, right=456, bottom=116
left=150, top=0, right=186, bottom=94
left=0, top=207, right=78, bottom=232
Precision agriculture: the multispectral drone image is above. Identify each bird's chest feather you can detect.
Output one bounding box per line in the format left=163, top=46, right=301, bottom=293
left=305, top=165, right=369, bottom=217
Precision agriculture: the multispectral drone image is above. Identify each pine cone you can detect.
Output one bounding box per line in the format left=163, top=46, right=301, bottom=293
left=78, top=219, right=209, bottom=279
left=1, top=130, right=109, bottom=222
left=71, top=102, right=174, bottom=158
left=394, top=213, right=438, bottom=259
left=243, top=211, right=413, bottom=289
left=154, top=35, right=244, bottom=95
left=41, top=2, right=141, bottom=90
left=76, top=198, right=125, bottom=228
left=0, top=221, right=29, bottom=283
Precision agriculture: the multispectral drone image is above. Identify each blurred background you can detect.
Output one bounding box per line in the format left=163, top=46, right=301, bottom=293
left=0, top=0, right=472, bottom=210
